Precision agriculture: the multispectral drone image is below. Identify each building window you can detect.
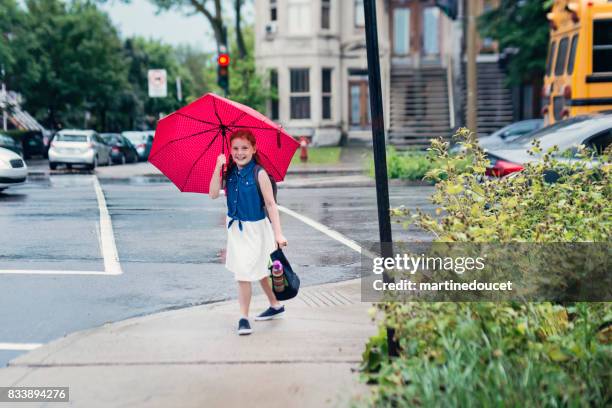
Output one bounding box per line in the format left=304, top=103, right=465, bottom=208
left=354, top=0, right=364, bottom=27
left=393, top=8, right=410, bottom=55
left=290, top=68, right=310, bottom=119
left=270, top=0, right=277, bottom=21
left=270, top=69, right=279, bottom=120
left=321, top=0, right=331, bottom=30
left=322, top=68, right=332, bottom=119
left=288, top=0, right=311, bottom=35
left=423, top=7, right=440, bottom=55
left=593, top=19, right=612, bottom=73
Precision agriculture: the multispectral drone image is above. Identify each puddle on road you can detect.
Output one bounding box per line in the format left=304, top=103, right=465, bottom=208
left=99, top=176, right=170, bottom=185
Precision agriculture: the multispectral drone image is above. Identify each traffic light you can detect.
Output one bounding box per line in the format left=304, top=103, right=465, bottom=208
left=217, top=53, right=230, bottom=94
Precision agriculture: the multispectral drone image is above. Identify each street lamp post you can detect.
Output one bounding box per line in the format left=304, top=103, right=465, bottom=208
left=1, top=65, right=7, bottom=131
left=466, top=0, right=478, bottom=133
left=363, top=0, right=398, bottom=357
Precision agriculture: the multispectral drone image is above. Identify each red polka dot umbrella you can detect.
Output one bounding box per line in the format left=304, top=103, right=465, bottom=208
left=149, top=93, right=299, bottom=194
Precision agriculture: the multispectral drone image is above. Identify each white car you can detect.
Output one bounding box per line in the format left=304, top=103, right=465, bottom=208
left=0, top=147, right=28, bottom=192
left=48, top=129, right=112, bottom=170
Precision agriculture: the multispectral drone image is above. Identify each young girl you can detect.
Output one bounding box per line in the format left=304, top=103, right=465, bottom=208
left=209, top=129, right=288, bottom=335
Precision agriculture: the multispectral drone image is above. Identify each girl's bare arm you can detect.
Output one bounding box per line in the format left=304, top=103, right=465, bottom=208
left=258, top=170, right=287, bottom=247
left=209, top=154, right=226, bottom=199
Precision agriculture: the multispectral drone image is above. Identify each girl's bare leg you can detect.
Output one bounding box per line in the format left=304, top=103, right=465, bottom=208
left=259, top=276, right=282, bottom=308
left=238, top=281, right=252, bottom=318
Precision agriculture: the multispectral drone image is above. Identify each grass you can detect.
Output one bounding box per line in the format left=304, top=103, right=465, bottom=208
left=290, top=146, right=342, bottom=165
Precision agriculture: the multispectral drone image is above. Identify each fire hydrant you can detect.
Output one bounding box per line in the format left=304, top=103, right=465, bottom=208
left=299, top=136, right=309, bottom=163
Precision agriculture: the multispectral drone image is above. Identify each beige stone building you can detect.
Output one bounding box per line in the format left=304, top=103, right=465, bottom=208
left=254, top=0, right=513, bottom=146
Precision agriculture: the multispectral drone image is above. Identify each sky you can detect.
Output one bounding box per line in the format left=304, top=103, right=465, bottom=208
left=100, top=0, right=254, bottom=53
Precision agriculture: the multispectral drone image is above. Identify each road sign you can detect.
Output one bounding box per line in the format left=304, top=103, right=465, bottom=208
left=148, top=69, right=167, bottom=98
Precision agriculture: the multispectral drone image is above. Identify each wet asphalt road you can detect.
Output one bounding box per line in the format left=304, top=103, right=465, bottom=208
left=0, top=173, right=434, bottom=366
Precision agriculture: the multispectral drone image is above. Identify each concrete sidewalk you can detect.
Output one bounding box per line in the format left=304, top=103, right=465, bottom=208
left=0, top=279, right=375, bottom=407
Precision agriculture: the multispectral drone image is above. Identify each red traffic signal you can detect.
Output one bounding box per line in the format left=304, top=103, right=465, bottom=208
left=217, top=54, right=230, bottom=67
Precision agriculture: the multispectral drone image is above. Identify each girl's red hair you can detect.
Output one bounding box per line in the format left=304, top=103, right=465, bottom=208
left=230, top=129, right=257, bottom=147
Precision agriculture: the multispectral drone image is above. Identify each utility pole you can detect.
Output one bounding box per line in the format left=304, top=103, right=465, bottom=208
left=363, top=0, right=398, bottom=357
left=466, top=0, right=478, bottom=134
left=1, top=65, right=7, bottom=131
left=176, top=77, right=183, bottom=102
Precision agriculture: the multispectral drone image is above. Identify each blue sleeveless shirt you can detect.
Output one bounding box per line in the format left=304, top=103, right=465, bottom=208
left=225, top=159, right=266, bottom=231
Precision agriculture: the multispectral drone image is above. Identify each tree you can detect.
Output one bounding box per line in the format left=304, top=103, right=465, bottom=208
left=226, top=26, right=270, bottom=113
left=7, top=0, right=129, bottom=129
left=174, top=44, right=214, bottom=101
left=233, top=0, right=247, bottom=58
left=123, top=37, right=196, bottom=128
left=479, top=0, right=551, bottom=85
left=0, top=0, right=23, bottom=75
left=146, top=0, right=249, bottom=57
left=151, top=0, right=227, bottom=52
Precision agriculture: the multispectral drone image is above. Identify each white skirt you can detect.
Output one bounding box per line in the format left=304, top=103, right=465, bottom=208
left=225, top=216, right=276, bottom=282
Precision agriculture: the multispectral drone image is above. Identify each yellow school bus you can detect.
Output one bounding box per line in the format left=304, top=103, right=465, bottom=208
left=543, top=0, right=612, bottom=124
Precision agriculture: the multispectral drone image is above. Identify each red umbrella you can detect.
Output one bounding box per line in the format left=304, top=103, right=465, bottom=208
left=149, top=93, right=299, bottom=193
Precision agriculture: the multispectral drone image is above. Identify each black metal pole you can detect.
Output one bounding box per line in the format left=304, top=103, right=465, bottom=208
left=363, top=0, right=398, bottom=357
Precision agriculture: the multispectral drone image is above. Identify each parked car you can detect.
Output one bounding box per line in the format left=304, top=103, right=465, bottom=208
left=0, top=133, right=23, bottom=156
left=122, top=131, right=154, bottom=161
left=479, top=119, right=544, bottom=150
left=450, top=120, right=544, bottom=154
left=486, top=115, right=612, bottom=177
left=19, top=130, right=46, bottom=159
left=48, top=129, right=112, bottom=170
left=0, top=147, right=27, bottom=191
left=101, top=133, right=138, bottom=164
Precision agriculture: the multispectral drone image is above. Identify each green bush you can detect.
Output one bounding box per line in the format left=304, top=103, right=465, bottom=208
left=368, top=147, right=470, bottom=182
left=361, top=129, right=612, bottom=407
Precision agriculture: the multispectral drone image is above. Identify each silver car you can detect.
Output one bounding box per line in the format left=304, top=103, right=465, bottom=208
left=0, top=147, right=28, bottom=192
left=48, top=130, right=112, bottom=170
left=122, top=131, right=154, bottom=161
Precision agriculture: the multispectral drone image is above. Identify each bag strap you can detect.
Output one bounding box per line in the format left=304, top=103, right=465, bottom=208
left=253, top=164, right=265, bottom=207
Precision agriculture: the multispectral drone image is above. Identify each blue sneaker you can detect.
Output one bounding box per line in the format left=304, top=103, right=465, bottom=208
left=237, top=318, right=252, bottom=335
left=254, top=305, right=285, bottom=321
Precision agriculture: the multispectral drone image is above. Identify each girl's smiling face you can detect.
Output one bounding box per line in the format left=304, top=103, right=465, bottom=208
left=231, top=137, right=256, bottom=168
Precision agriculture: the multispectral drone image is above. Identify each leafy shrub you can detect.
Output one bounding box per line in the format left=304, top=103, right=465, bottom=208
left=368, top=147, right=470, bottom=182
left=361, top=129, right=612, bottom=407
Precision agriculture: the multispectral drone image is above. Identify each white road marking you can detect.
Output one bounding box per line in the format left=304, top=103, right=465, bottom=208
left=0, top=269, right=112, bottom=275
left=0, top=175, right=122, bottom=275
left=0, top=343, right=42, bottom=351
left=93, top=176, right=122, bottom=275
left=277, top=205, right=376, bottom=259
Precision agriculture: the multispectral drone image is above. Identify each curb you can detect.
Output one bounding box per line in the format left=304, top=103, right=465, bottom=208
left=30, top=170, right=433, bottom=188
left=94, top=174, right=433, bottom=188
left=287, top=168, right=364, bottom=175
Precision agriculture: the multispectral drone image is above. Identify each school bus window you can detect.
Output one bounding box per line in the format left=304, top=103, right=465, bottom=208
left=567, top=35, right=578, bottom=75
left=555, top=37, right=569, bottom=75
left=546, top=41, right=556, bottom=76
left=593, top=19, right=612, bottom=73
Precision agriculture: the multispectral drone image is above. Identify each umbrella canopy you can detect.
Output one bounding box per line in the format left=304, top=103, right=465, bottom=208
left=149, top=93, right=299, bottom=194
